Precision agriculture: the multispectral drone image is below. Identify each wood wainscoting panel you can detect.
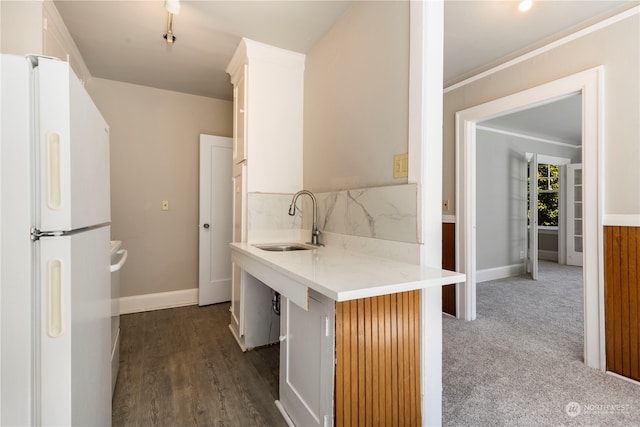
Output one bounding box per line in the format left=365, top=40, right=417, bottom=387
left=604, top=225, right=640, bottom=382
left=335, top=291, right=421, bottom=426
left=442, top=222, right=456, bottom=316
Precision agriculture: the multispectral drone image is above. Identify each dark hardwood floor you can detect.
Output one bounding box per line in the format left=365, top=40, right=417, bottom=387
left=112, top=303, right=286, bottom=426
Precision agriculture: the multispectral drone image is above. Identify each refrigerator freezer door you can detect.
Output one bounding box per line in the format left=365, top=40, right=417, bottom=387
left=35, top=57, right=110, bottom=232
left=37, top=226, right=111, bottom=426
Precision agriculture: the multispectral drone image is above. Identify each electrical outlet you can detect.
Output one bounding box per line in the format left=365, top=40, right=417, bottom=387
left=520, top=250, right=525, bottom=259
left=442, top=199, right=450, bottom=211
left=162, top=200, right=169, bottom=211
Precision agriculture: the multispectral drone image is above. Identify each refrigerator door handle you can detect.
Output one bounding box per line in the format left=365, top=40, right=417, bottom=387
left=47, top=258, right=64, bottom=337
left=110, top=249, right=128, bottom=273
left=46, top=132, right=63, bottom=210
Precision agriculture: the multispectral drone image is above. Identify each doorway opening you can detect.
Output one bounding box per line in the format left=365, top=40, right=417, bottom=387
left=524, top=154, right=584, bottom=272
left=454, top=67, right=605, bottom=370
left=470, top=93, right=586, bottom=368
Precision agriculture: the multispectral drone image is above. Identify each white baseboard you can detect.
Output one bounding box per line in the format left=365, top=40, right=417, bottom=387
left=275, top=400, right=296, bottom=427
left=477, top=264, right=525, bottom=283
left=442, top=214, right=456, bottom=224
left=606, top=371, right=640, bottom=387
left=538, top=250, right=558, bottom=261
left=119, top=288, right=198, bottom=315
left=228, top=324, right=248, bottom=352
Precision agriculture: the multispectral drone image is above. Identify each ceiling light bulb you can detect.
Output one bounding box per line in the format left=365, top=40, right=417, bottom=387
left=164, top=0, right=180, bottom=15
left=519, top=0, right=532, bottom=12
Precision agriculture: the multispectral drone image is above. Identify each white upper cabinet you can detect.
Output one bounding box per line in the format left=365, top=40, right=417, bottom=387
left=232, top=67, right=247, bottom=164
left=226, top=39, right=305, bottom=352
left=226, top=38, right=305, bottom=194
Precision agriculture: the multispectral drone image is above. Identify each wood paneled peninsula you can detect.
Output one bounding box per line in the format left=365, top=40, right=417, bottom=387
left=230, top=242, right=465, bottom=427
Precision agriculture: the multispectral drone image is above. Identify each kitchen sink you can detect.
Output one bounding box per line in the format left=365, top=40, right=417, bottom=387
left=254, top=243, right=315, bottom=252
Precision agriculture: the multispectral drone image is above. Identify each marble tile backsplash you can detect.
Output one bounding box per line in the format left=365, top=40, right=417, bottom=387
left=307, top=184, right=419, bottom=244
left=247, top=185, right=420, bottom=262
left=321, top=232, right=421, bottom=264
left=247, top=192, right=304, bottom=243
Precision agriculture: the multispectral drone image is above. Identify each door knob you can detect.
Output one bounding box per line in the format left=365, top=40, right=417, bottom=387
left=203, top=223, right=210, bottom=229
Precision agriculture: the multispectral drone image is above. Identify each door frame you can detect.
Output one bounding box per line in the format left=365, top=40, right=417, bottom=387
left=566, top=163, right=585, bottom=266
left=455, top=67, right=605, bottom=370
left=524, top=153, right=573, bottom=278
left=527, top=152, right=539, bottom=281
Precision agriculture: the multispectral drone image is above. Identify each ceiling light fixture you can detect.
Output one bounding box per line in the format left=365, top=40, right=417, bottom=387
left=518, top=0, right=532, bottom=12
left=163, top=0, right=180, bottom=44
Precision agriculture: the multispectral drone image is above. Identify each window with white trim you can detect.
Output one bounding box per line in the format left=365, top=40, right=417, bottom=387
left=537, top=164, right=559, bottom=227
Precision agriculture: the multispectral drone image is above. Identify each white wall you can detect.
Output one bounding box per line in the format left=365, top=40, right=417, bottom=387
left=86, top=78, right=233, bottom=298
left=476, top=128, right=579, bottom=270
left=303, top=1, right=409, bottom=192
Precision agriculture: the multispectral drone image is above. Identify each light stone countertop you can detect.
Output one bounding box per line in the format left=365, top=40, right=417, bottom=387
left=230, top=241, right=466, bottom=303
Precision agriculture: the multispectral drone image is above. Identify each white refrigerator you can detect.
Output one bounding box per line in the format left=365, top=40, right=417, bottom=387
left=1, top=55, right=112, bottom=425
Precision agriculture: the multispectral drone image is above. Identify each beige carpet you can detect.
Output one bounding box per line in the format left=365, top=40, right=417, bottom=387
left=442, top=261, right=640, bottom=426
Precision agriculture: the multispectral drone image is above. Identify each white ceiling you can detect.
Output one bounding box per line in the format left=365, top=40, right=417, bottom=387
left=480, top=93, right=583, bottom=145
left=443, top=1, right=635, bottom=86
left=54, top=0, right=353, bottom=100
left=53, top=0, right=636, bottom=140
left=54, top=0, right=636, bottom=101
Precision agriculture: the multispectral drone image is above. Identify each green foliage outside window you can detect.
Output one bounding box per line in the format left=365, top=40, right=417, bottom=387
left=528, top=163, right=560, bottom=227
left=537, top=164, right=559, bottom=226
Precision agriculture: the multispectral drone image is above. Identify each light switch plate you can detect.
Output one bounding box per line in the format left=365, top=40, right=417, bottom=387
left=162, top=200, right=169, bottom=211
left=393, top=153, right=408, bottom=178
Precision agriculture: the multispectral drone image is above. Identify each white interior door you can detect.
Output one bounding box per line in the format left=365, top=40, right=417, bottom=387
left=198, top=135, right=233, bottom=306
left=566, top=163, right=583, bottom=266
left=527, top=153, right=539, bottom=280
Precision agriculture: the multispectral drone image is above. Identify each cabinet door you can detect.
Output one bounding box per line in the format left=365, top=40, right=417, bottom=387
left=230, top=163, right=246, bottom=338
left=232, top=163, right=247, bottom=244
left=233, top=66, right=247, bottom=164
left=280, top=292, right=335, bottom=427
left=230, top=262, right=243, bottom=336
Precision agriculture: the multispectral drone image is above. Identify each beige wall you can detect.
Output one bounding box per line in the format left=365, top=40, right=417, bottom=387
left=303, top=1, right=409, bottom=192
left=87, top=78, right=233, bottom=297
left=443, top=13, right=640, bottom=215
left=1, top=1, right=91, bottom=81
left=0, top=1, right=43, bottom=55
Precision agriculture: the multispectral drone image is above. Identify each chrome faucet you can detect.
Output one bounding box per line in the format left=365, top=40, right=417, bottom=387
left=288, top=190, right=322, bottom=246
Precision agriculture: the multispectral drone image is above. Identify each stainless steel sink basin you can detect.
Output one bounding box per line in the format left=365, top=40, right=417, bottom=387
left=254, top=243, right=315, bottom=252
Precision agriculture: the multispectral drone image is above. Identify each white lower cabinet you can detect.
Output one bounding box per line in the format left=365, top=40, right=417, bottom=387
left=229, top=262, right=244, bottom=339
left=279, top=290, right=335, bottom=427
